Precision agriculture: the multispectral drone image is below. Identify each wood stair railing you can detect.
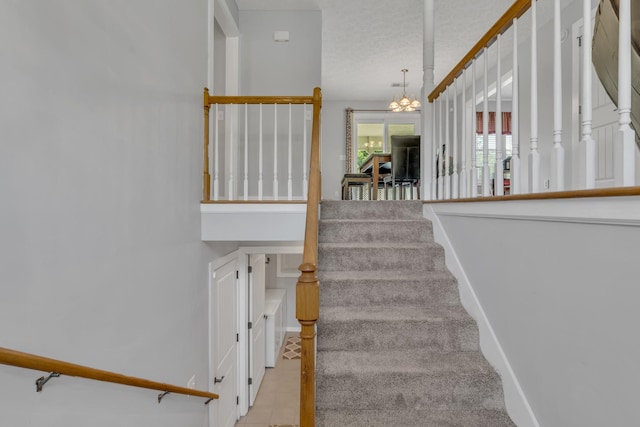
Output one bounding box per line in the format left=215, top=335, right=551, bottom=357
left=296, top=87, right=322, bottom=427
left=0, top=347, right=218, bottom=404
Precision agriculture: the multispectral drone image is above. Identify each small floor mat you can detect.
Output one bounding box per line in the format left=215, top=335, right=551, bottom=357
left=282, top=336, right=301, bottom=360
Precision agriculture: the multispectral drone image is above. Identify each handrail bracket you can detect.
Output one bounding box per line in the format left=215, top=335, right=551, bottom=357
left=35, top=372, right=61, bottom=392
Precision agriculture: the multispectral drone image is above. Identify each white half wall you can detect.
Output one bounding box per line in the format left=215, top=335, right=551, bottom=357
left=427, top=196, right=640, bottom=427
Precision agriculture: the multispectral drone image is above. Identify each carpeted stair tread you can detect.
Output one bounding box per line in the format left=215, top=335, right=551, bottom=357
left=320, top=271, right=461, bottom=307
left=316, top=350, right=496, bottom=376
left=320, top=304, right=472, bottom=322
left=319, top=241, right=440, bottom=249
left=319, top=218, right=433, bottom=244
left=316, top=409, right=516, bottom=427
left=321, top=200, right=424, bottom=220
left=319, top=269, right=454, bottom=282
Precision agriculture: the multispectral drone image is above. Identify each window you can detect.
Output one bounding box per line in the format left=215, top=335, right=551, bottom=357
left=475, top=111, right=512, bottom=182
left=353, top=112, right=420, bottom=170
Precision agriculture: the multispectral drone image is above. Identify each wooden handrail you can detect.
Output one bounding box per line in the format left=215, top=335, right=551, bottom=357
left=296, top=87, right=322, bottom=427
left=0, top=347, right=218, bottom=402
left=207, top=95, right=315, bottom=105
left=424, top=185, right=640, bottom=203
left=428, top=0, right=531, bottom=102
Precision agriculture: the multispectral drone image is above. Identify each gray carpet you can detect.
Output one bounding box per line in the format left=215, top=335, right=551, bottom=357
left=316, top=200, right=516, bottom=427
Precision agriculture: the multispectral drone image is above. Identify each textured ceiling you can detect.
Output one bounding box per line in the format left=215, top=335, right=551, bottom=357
left=236, top=0, right=532, bottom=101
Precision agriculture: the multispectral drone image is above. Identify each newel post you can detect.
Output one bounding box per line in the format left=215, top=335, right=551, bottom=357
left=297, top=262, right=319, bottom=427
left=203, top=88, right=211, bottom=201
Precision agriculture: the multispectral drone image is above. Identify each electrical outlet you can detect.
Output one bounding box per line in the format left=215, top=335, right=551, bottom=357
left=544, top=179, right=550, bottom=189
left=187, top=375, right=196, bottom=389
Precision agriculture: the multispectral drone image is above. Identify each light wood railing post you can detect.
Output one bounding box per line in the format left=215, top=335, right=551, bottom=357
left=203, top=88, right=211, bottom=201
left=296, top=263, right=319, bottom=427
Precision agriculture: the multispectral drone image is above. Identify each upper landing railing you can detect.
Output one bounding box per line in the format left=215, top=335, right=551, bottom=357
left=203, top=88, right=324, bottom=427
left=202, top=89, right=322, bottom=202
left=427, top=0, right=638, bottom=201
left=0, top=346, right=218, bottom=404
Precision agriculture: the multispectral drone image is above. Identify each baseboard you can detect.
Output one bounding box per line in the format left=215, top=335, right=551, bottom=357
left=424, top=205, right=540, bottom=427
left=286, top=326, right=301, bottom=333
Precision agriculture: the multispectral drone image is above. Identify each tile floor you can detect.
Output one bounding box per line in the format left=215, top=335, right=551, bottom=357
left=235, top=332, right=300, bottom=427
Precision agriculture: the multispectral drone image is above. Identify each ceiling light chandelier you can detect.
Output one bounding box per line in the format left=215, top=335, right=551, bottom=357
left=389, top=69, right=421, bottom=112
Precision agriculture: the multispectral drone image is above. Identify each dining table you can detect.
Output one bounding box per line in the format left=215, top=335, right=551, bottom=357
left=359, top=153, right=391, bottom=200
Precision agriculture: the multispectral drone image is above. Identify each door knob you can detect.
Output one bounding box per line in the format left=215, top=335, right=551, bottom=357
left=214, top=376, right=225, bottom=384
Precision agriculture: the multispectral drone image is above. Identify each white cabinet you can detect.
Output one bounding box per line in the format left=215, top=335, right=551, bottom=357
left=264, top=289, right=286, bottom=367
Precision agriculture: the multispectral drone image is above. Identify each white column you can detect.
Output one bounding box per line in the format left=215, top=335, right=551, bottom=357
left=471, top=60, right=478, bottom=197
left=273, top=105, right=279, bottom=199
left=213, top=104, right=220, bottom=200
left=445, top=85, right=451, bottom=199
left=258, top=104, right=264, bottom=200
left=438, top=98, right=444, bottom=199
left=287, top=103, right=293, bottom=200
left=460, top=68, right=468, bottom=198
left=482, top=47, right=490, bottom=196
left=618, top=0, right=635, bottom=186
left=582, top=0, right=595, bottom=189
left=551, top=0, right=565, bottom=191
left=243, top=103, right=249, bottom=200
left=529, top=0, right=540, bottom=193
left=495, top=34, right=504, bottom=196
left=423, top=0, right=435, bottom=200
left=511, top=18, right=520, bottom=194
left=452, top=78, right=459, bottom=199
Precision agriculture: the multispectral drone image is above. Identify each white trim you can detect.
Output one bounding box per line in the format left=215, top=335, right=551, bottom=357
left=286, top=326, right=302, bottom=333
left=424, top=205, right=540, bottom=427
left=201, top=204, right=306, bottom=214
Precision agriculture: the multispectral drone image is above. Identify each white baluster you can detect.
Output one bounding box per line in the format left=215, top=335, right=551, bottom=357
left=460, top=68, right=467, bottom=198
left=511, top=18, right=520, bottom=195
left=552, top=0, right=565, bottom=191
left=529, top=0, right=540, bottom=193
left=445, top=85, right=451, bottom=199
left=213, top=104, right=220, bottom=201
left=258, top=104, right=263, bottom=200
left=495, top=33, right=504, bottom=196
left=452, top=78, right=459, bottom=199
left=431, top=98, right=437, bottom=200
left=287, top=103, right=293, bottom=200
left=243, top=103, right=249, bottom=200
left=273, top=105, right=279, bottom=200
left=438, top=98, right=444, bottom=199
left=471, top=60, right=478, bottom=197
left=228, top=105, right=235, bottom=200
left=482, top=47, right=490, bottom=196
left=618, top=0, right=635, bottom=186
left=582, top=0, right=595, bottom=189
left=302, top=105, right=308, bottom=199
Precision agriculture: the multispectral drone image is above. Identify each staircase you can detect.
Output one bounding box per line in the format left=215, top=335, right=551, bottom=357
left=315, top=200, right=515, bottom=427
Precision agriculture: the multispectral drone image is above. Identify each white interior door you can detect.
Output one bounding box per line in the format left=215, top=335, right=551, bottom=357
left=210, top=259, right=238, bottom=427
left=248, top=254, right=266, bottom=406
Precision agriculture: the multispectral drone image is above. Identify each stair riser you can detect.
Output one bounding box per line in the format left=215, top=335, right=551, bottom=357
left=319, top=220, right=433, bottom=244
left=317, top=320, right=479, bottom=352
left=321, top=200, right=423, bottom=220
left=319, top=278, right=461, bottom=307
left=316, top=409, right=516, bottom=427
left=318, top=246, right=445, bottom=272
left=316, top=373, right=505, bottom=411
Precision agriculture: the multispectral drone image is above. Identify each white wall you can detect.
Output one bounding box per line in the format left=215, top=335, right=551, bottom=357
left=432, top=198, right=640, bottom=426
left=0, top=2, right=238, bottom=426
left=239, top=10, right=321, bottom=96
left=265, top=254, right=301, bottom=330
